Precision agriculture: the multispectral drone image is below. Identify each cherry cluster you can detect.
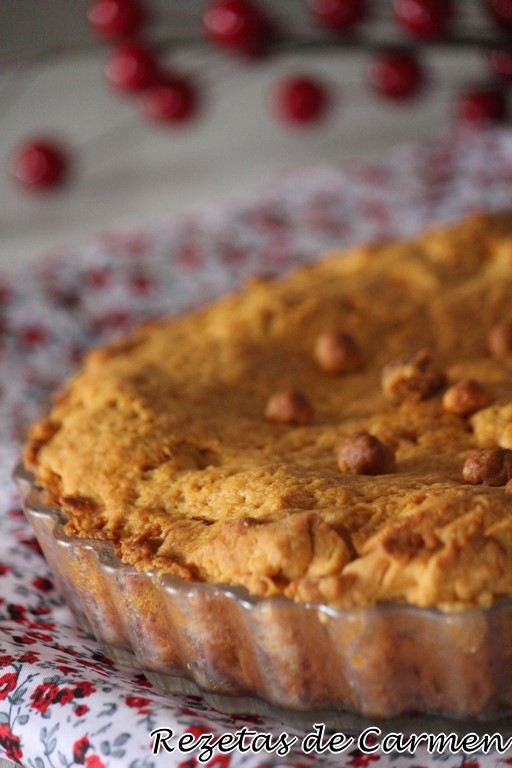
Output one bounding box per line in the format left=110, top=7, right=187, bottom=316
left=90, top=1, right=197, bottom=124
left=87, top=0, right=512, bottom=123
left=9, top=0, right=512, bottom=191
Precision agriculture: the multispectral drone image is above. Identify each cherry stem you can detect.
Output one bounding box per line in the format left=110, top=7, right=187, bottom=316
left=1, top=30, right=511, bottom=69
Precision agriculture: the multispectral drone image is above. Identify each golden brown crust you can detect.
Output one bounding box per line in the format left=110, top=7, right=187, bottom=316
left=23, top=211, right=512, bottom=609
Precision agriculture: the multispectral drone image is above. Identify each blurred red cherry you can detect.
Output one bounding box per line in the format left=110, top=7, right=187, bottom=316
left=87, top=0, right=147, bottom=40
left=308, top=0, right=367, bottom=32
left=485, top=0, right=512, bottom=30
left=368, top=51, right=424, bottom=100
left=273, top=76, right=330, bottom=124
left=489, top=48, right=512, bottom=81
left=9, top=138, right=70, bottom=192
left=104, top=43, right=160, bottom=93
left=456, top=85, right=508, bottom=125
left=140, top=78, right=198, bottom=124
left=203, top=0, right=277, bottom=58
left=394, top=0, right=452, bottom=38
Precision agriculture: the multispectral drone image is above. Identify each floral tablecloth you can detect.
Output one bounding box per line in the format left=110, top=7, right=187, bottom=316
left=2, top=128, right=512, bottom=768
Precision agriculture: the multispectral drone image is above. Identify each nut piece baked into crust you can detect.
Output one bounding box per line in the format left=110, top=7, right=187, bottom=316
left=23, top=212, right=512, bottom=611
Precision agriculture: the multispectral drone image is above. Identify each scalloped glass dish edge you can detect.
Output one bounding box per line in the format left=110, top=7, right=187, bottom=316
left=13, top=462, right=512, bottom=736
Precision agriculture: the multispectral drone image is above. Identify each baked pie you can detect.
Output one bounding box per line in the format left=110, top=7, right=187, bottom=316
left=18, top=211, right=512, bottom=722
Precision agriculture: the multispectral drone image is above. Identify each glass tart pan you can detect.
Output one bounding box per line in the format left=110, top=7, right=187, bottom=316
left=13, top=463, right=512, bottom=737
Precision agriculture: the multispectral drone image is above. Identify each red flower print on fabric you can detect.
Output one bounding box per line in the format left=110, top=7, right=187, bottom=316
left=130, top=273, right=153, bottom=294
left=20, top=324, right=47, bottom=347
left=25, top=631, right=54, bottom=643
left=18, top=536, right=43, bottom=556
left=7, top=508, right=24, bottom=520
left=7, top=604, right=27, bottom=623
left=87, top=268, right=110, bottom=288
left=73, top=735, right=90, bottom=764
left=93, top=311, right=130, bottom=332
left=348, top=756, right=380, bottom=767
left=30, top=680, right=94, bottom=715
left=179, top=756, right=231, bottom=768
left=0, top=564, right=10, bottom=575
left=0, top=671, right=17, bottom=700
left=90, top=652, right=114, bottom=667
left=0, top=723, right=23, bottom=764
left=55, top=687, right=75, bottom=705
left=73, top=681, right=96, bottom=698
left=0, top=654, right=15, bottom=667
left=28, top=620, right=57, bottom=631
left=30, top=682, right=61, bottom=713
left=125, top=695, right=151, bottom=708
left=85, top=754, right=106, bottom=768
left=56, top=664, right=76, bottom=674
left=74, top=704, right=89, bottom=717
left=11, top=635, right=36, bottom=646
left=32, top=575, right=54, bottom=592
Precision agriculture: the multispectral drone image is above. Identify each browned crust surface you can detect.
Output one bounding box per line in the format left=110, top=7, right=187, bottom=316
left=23, top=211, right=512, bottom=610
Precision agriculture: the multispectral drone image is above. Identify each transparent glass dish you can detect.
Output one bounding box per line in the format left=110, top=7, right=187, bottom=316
left=13, top=463, right=512, bottom=736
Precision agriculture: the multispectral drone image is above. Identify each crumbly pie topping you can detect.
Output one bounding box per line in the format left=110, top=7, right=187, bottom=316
left=23, top=212, right=512, bottom=610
